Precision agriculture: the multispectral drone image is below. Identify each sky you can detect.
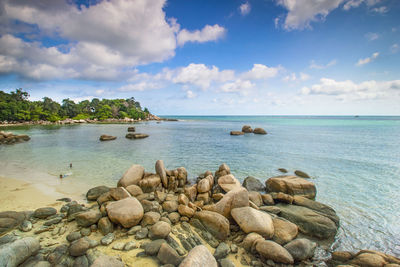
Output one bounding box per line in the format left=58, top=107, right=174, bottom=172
left=0, top=0, right=399, bottom=115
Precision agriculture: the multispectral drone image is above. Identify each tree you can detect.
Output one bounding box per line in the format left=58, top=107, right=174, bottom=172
left=61, top=98, right=78, bottom=118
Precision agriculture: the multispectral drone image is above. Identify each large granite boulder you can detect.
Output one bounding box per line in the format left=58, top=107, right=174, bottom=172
left=0, top=237, right=40, bottom=267
left=179, top=245, right=218, bottom=267
left=293, top=196, right=339, bottom=226
left=106, top=197, right=144, bottom=228
left=218, top=174, right=241, bottom=193
left=156, top=160, right=168, bottom=188
left=109, top=187, right=131, bottom=201
left=117, top=164, right=145, bottom=188
left=194, top=211, right=230, bottom=240
left=213, top=187, right=249, bottom=218
left=86, top=186, right=110, bottom=201
left=277, top=204, right=338, bottom=240
left=197, top=178, right=211, bottom=193
left=231, top=207, right=274, bottom=238
left=272, top=217, right=298, bottom=245
left=243, top=176, right=265, bottom=192
left=0, top=211, right=27, bottom=234
left=255, top=240, right=294, bottom=264
left=266, top=175, right=316, bottom=199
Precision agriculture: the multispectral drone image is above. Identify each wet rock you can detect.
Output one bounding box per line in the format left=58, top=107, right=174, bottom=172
left=278, top=168, right=288, bottom=173
left=0, top=237, right=40, bottom=267
left=86, top=186, right=110, bottom=201
left=98, top=217, right=113, bottom=235
left=149, top=221, right=171, bottom=239
left=179, top=245, right=218, bottom=267
left=230, top=131, right=244, bottom=135
left=266, top=175, right=316, bottom=199
left=292, top=195, right=339, bottom=226
left=157, top=243, right=182, bottom=266
left=117, top=164, right=145, bottom=188
left=125, top=184, right=143, bottom=197
left=69, top=238, right=90, bottom=256
left=90, top=255, right=124, bottom=267
left=272, top=217, right=298, bottom=245
left=194, top=211, right=230, bottom=240
left=243, top=176, right=265, bottom=192
left=101, top=233, right=115, bottom=245
left=214, top=242, right=230, bottom=259
left=231, top=207, right=274, bottom=238
left=294, top=170, right=310, bottom=178
left=213, top=187, right=249, bottom=218
left=348, top=252, right=388, bottom=267
left=99, top=135, right=116, bottom=141
left=33, top=207, right=57, bottom=219
left=255, top=239, right=294, bottom=264
left=126, top=133, right=149, bottom=139
left=106, top=197, right=144, bottom=228
left=284, top=238, right=316, bottom=261
left=242, top=125, right=253, bottom=133
left=156, top=160, right=168, bottom=188
left=76, top=210, right=102, bottom=227
left=253, top=128, right=267, bottom=134
left=128, top=126, right=135, bottom=132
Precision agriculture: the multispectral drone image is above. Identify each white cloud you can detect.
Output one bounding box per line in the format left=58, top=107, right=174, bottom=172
left=239, top=2, right=251, bottom=16
left=371, top=6, right=388, bottom=13
left=365, top=32, right=379, bottom=41
left=242, top=64, right=281, bottom=80
left=220, top=79, right=254, bottom=95
left=391, top=44, right=399, bottom=54
left=186, top=90, right=197, bottom=99
left=283, top=73, right=297, bottom=82
left=301, top=78, right=400, bottom=100
left=177, top=24, right=226, bottom=46
left=283, top=72, right=310, bottom=82
left=309, top=59, right=337, bottom=69
left=356, top=52, right=379, bottom=66
left=300, top=72, right=311, bottom=81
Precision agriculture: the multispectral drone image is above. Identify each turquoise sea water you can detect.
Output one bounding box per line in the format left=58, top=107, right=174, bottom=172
left=1, top=116, right=400, bottom=256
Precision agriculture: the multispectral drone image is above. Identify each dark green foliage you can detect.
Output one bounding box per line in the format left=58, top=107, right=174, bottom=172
left=0, top=89, right=150, bottom=122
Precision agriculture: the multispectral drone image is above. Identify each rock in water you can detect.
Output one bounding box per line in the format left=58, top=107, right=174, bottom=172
left=127, top=126, right=135, bottom=132
left=230, top=131, right=244, bottom=135
left=0, top=237, right=40, bottom=267
left=284, top=238, right=317, bottom=261
left=255, top=240, right=294, bottom=264
left=125, top=133, right=149, bottom=139
left=294, top=170, right=310, bottom=178
left=86, top=186, right=110, bottom=201
left=231, top=207, right=274, bottom=238
left=155, top=160, right=168, bottom=188
left=278, top=168, right=288, bottom=173
left=117, top=164, right=145, bottom=188
left=106, top=197, right=144, bottom=228
left=194, top=211, right=230, bottom=240
left=265, top=175, right=316, bottom=199
left=99, top=135, right=117, bottom=141
left=242, top=125, right=253, bottom=133
left=242, top=176, right=265, bottom=192
left=179, top=245, right=218, bottom=267
left=253, top=128, right=267, bottom=134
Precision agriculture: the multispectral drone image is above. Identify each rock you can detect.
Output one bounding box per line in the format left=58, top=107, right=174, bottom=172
left=139, top=175, right=161, bottom=193
left=112, top=242, right=125, bottom=251
left=98, top=217, right=113, bottom=235
left=163, top=200, right=179, bottom=213
left=253, top=128, right=267, bottom=134
left=69, top=238, right=90, bottom=256
left=125, top=185, right=143, bottom=196
left=90, top=255, right=124, bottom=267
left=157, top=243, right=182, bottom=266
left=127, top=126, right=135, bottom=132
left=284, top=238, right=316, bottom=261
left=242, top=232, right=264, bottom=252
left=294, top=170, right=310, bottom=178
left=178, top=194, right=189, bottom=206
left=194, top=211, right=230, bottom=240
left=141, top=199, right=162, bottom=213
left=215, top=163, right=230, bottom=180
left=243, top=176, right=265, bottom=192
left=106, top=197, right=144, bottom=228
left=331, top=251, right=355, bottom=262
left=142, top=211, right=161, bottom=226
left=197, top=178, right=211, bottom=193
left=184, top=185, right=197, bottom=202
left=266, top=175, right=316, bottom=199
left=124, top=241, right=137, bottom=251
left=125, top=133, right=149, bottom=139
left=150, top=221, right=171, bottom=239
left=214, top=242, right=230, bottom=259
left=196, top=193, right=209, bottom=204
left=76, top=210, right=102, bottom=227
left=248, top=191, right=263, bottom=207
left=81, top=227, right=91, bottom=236
left=74, top=255, right=89, bottom=267
left=101, top=233, right=115, bottom=245
left=0, top=237, right=40, bottom=267
left=168, top=212, right=181, bottom=224
left=127, top=225, right=141, bottom=235
left=278, top=168, right=288, bottom=173
left=144, top=239, right=166, bottom=255
left=242, top=125, right=253, bottom=133
left=99, top=135, right=116, bottom=141
left=117, top=164, right=145, bottom=188
left=97, top=192, right=113, bottom=206
left=156, top=160, right=168, bottom=188
left=220, top=258, right=235, bottom=267
left=277, top=204, right=338, bottom=239
left=218, top=174, right=241, bottom=193
left=231, top=207, right=274, bottom=238
left=136, top=228, right=149, bottom=239
left=20, top=220, right=32, bottom=232
left=178, top=205, right=195, bottom=218
left=255, top=240, right=294, bottom=264
left=292, top=196, right=339, bottom=226
left=271, top=192, right=294, bottom=204
left=109, top=187, right=131, bottom=200
left=348, top=252, right=388, bottom=267
left=67, top=231, right=82, bottom=242
left=214, top=187, right=249, bottom=218
left=44, top=216, right=62, bottom=226
left=86, top=186, right=110, bottom=201
left=33, top=207, right=57, bottom=219
left=179, top=245, right=217, bottom=267
left=272, top=217, right=298, bottom=245
left=230, top=131, right=244, bottom=135
left=261, top=194, right=275, bottom=205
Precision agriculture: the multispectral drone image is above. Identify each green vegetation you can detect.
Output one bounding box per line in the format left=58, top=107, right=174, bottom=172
left=0, top=89, right=150, bottom=122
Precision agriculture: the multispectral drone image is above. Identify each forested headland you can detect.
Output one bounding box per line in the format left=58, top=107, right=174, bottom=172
left=0, top=89, right=150, bottom=122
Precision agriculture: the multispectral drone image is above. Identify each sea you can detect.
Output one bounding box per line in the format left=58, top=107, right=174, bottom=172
left=1, top=116, right=399, bottom=256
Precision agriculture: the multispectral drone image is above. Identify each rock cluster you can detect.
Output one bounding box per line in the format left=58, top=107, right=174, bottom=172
left=0, top=130, right=30, bottom=145
left=230, top=125, right=267, bottom=135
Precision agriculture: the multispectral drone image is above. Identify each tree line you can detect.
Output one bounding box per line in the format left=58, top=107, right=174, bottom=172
left=0, top=89, right=150, bottom=122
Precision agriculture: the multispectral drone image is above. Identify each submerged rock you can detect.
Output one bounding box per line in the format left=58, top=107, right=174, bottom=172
left=242, top=125, right=253, bottom=133
left=125, top=133, right=149, bottom=139
left=253, top=128, right=267, bottom=134
left=294, top=170, right=310, bottom=178
left=230, top=131, right=244, bottom=135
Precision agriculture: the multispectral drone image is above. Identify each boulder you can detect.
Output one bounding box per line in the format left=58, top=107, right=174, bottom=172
left=149, top=221, right=171, bottom=239
left=294, top=170, right=310, bottom=178
left=156, top=160, right=168, bottom=188
left=242, top=125, right=253, bottom=133
left=248, top=191, right=263, bottom=207
left=0, top=211, right=26, bottom=233
left=230, top=131, right=244, bottom=135
left=178, top=194, right=189, bottom=206
left=272, top=217, right=298, bottom=245
left=178, top=205, right=195, bottom=218
left=125, top=184, right=143, bottom=196
left=184, top=185, right=197, bottom=202
left=138, top=175, right=161, bottom=193
left=125, top=133, right=149, bottom=139
left=179, top=245, right=218, bottom=267
left=242, top=176, right=265, bottom=192
left=231, top=207, right=274, bottom=238
left=196, top=192, right=209, bottom=204
left=99, top=135, right=116, bottom=141
left=69, top=238, right=90, bottom=256
left=0, top=237, right=40, bottom=267
left=98, top=217, right=113, bottom=235
left=271, top=192, right=294, bottom=204
left=163, top=200, right=179, bottom=213
left=261, top=194, right=275, bottom=205
left=106, top=197, right=144, bottom=228
left=117, top=164, right=145, bottom=188
left=141, top=212, right=161, bottom=226
left=127, top=126, right=135, bottom=132
left=194, top=211, right=230, bottom=240
left=253, top=128, right=267, bottom=134
left=143, top=239, right=166, bottom=256
left=86, top=186, right=110, bottom=201
left=90, top=255, right=124, bottom=267
left=218, top=174, right=241, bottom=193
left=348, top=252, right=387, bottom=267
left=197, top=178, right=211, bottom=193
left=213, top=187, right=249, bottom=218
left=277, top=204, right=338, bottom=240
left=76, top=210, right=102, bottom=227
left=293, top=196, right=339, bottom=226
left=33, top=207, right=57, bottom=219
left=157, top=243, right=182, bottom=266
left=177, top=167, right=188, bottom=187
left=242, top=233, right=264, bottom=252
left=266, top=175, right=316, bottom=199
left=214, top=242, right=230, bottom=259
left=109, top=187, right=131, bottom=201
left=284, top=238, right=317, bottom=261
left=215, top=163, right=230, bottom=180
left=255, top=240, right=294, bottom=264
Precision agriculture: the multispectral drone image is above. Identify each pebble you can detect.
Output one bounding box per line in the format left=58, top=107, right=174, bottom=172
left=124, top=241, right=137, bottom=251
left=101, top=233, right=115, bottom=245
left=66, top=232, right=82, bottom=242
left=20, top=220, right=32, bottom=232
left=80, top=228, right=91, bottom=237
left=135, top=228, right=148, bottom=239
left=127, top=225, right=142, bottom=235
left=112, top=242, right=126, bottom=250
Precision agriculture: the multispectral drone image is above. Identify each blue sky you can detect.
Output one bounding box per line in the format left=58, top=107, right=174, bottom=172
left=0, top=0, right=399, bottom=115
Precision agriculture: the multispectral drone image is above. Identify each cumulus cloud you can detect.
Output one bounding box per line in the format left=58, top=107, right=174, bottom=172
left=239, top=2, right=251, bottom=16
left=301, top=78, right=400, bottom=100
left=220, top=79, right=254, bottom=95
left=356, top=52, right=379, bottom=66
left=309, top=59, right=337, bottom=69
left=177, top=24, right=226, bottom=46
left=186, top=90, right=197, bottom=99
left=371, top=6, right=388, bottom=13
left=283, top=72, right=310, bottom=82
left=242, top=64, right=281, bottom=80
left=365, top=32, right=379, bottom=41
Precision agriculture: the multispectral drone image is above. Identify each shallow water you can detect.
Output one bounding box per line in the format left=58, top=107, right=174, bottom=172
left=1, top=116, right=400, bottom=256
